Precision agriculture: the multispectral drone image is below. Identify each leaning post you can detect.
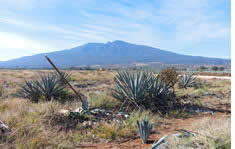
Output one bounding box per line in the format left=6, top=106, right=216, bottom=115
left=45, top=56, right=88, bottom=110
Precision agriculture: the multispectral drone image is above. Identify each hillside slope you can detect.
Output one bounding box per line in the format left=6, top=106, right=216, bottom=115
left=0, top=40, right=230, bottom=68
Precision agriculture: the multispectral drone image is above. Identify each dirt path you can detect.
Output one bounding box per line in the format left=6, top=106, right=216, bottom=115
left=195, top=75, right=231, bottom=80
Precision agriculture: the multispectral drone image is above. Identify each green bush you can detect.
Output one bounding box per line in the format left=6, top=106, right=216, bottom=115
left=211, top=66, right=219, bottom=71
left=218, top=66, right=225, bottom=71
left=17, top=72, right=72, bottom=102
left=112, top=70, right=174, bottom=113
left=200, top=66, right=208, bottom=72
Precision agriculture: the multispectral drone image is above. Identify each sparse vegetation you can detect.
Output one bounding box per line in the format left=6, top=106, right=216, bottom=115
left=0, top=69, right=230, bottom=148
left=88, top=92, right=120, bottom=110
left=167, top=116, right=230, bottom=149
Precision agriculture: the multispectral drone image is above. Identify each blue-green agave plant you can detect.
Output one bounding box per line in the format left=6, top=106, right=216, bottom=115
left=137, top=115, right=153, bottom=144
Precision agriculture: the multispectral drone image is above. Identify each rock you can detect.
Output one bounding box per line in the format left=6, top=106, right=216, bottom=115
left=90, top=109, right=106, bottom=115
left=117, top=112, right=129, bottom=119
left=73, top=107, right=83, bottom=113
left=0, top=120, right=9, bottom=136
left=174, top=129, right=196, bottom=138
left=123, top=114, right=129, bottom=118
left=151, top=135, right=168, bottom=149
left=59, top=109, right=70, bottom=116
left=115, top=119, right=121, bottom=125
left=82, top=121, right=93, bottom=127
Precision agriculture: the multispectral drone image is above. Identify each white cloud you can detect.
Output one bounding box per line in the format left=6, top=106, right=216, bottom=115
left=0, top=0, right=230, bottom=60
left=0, top=32, right=51, bottom=51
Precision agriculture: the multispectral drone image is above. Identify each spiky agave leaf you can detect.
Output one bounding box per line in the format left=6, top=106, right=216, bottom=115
left=112, top=70, right=172, bottom=112
left=35, top=72, right=68, bottom=101
left=17, top=80, right=41, bottom=102
left=17, top=71, right=72, bottom=102
left=112, top=70, right=151, bottom=109
left=178, top=73, right=197, bottom=89
left=137, top=116, right=153, bottom=144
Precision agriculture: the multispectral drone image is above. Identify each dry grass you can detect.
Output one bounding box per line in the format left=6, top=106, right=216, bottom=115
left=175, top=79, right=231, bottom=105
left=168, top=116, right=231, bottom=149
left=0, top=98, right=161, bottom=148
left=70, top=70, right=114, bottom=83
left=0, top=69, right=231, bottom=148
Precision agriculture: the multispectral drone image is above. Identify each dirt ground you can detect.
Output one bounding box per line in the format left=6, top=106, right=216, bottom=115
left=195, top=75, right=231, bottom=80
left=75, top=104, right=230, bottom=149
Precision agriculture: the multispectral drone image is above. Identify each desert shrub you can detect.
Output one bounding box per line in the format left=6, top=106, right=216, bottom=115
left=218, top=66, right=225, bottom=71
left=17, top=72, right=73, bottom=102
left=159, top=67, right=178, bottom=92
left=0, top=84, right=3, bottom=97
left=178, top=73, right=199, bottom=89
left=211, top=66, right=219, bottom=71
left=112, top=70, right=174, bottom=113
left=200, top=66, right=208, bottom=71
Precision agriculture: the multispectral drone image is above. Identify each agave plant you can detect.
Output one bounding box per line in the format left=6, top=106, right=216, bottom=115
left=112, top=70, right=152, bottom=109
left=137, top=116, right=153, bottom=144
left=178, top=73, right=198, bottom=89
left=35, top=72, right=68, bottom=101
left=17, top=80, right=41, bottom=102
left=18, top=71, right=71, bottom=102
left=147, top=74, right=170, bottom=98
left=112, top=70, right=172, bottom=112
left=147, top=74, right=174, bottom=112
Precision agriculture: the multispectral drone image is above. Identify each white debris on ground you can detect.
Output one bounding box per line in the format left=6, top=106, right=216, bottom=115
left=0, top=120, right=9, bottom=136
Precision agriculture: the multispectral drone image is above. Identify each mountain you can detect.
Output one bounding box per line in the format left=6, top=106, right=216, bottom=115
left=0, top=40, right=230, bottom=68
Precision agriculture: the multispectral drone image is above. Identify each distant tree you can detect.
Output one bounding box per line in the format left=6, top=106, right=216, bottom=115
left=218, top=66, right=224, bottom=71
left=211, top=66, right=219, bottom=71
left=200, top=66, right=207, bottom=72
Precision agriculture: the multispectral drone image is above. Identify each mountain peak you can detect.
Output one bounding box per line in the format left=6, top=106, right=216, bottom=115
left=111, top=40, right=127, bottom=44
left=0, top=40, right=230, bottom=68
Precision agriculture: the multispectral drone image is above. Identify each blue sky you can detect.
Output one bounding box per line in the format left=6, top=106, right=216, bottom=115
left=0, top=0, right=231, bottom=61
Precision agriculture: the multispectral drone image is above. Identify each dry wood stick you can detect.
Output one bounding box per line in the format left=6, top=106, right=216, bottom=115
left=45, top=56, right=88, bottom=109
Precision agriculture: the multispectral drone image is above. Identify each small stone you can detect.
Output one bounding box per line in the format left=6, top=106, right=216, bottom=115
left=123, top=114, right=129, bottom=118
left=116, top=119, right=120, bottom=124
left=73, top=107, right=83, bottom=113
left=59, top=109, right=70, bottom=115
left=0, top=120, right=9, bottom=136
left=88, top=121, right=92, bottom=126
